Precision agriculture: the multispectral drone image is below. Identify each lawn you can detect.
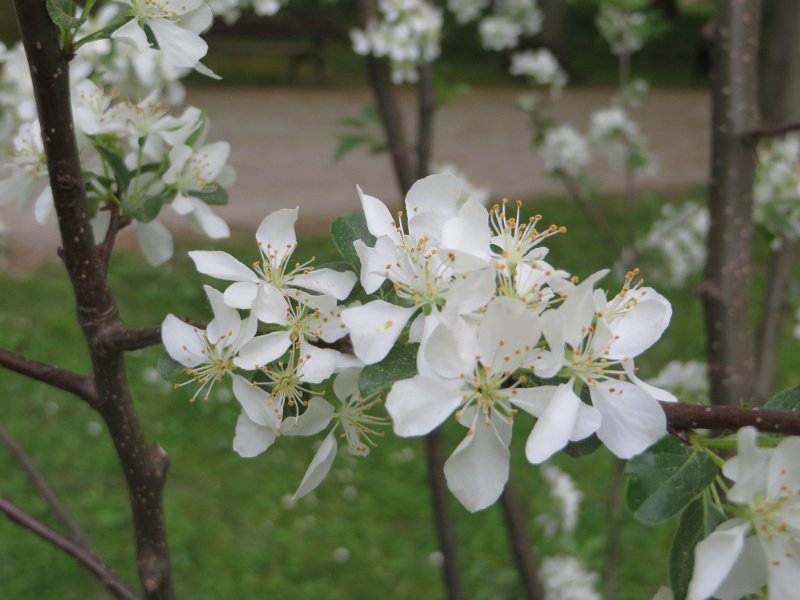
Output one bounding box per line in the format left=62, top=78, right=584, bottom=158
left=2, top=188, right=793, bottom=599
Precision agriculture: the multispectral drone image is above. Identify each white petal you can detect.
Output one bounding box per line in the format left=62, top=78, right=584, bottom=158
left=622, top=359, right=678, bottom=403
left=149, top=18, right=208, bottom=69
left=723, top=426, right=771, bottom=503
left=232, top=412, right=277, bottom=458
left=387, top=375, right=463, bottom=437
left=524, top=382, right=581, bottom=464
left=111, top=19, right=150, bottom=53
left=478, top=297, right=541, bottom=374
left=444, top=414, right=510, bottom=512
left=767, top=437, right=800, bottom=499
left=282, top=397, right=335, bottom=437
left=223, top=281, right=260, bottom=310
left=440, top=198, right=492, bottom=267
left=189, top=250, right=259, bottom=282
left=204, top=285, right=242, bottom=345
left=297, top=343, right=339, bottom=384
left=509, top=385, right=558, bottom=416
left=570, top=400, right=602, bottom=441
left=33, top=186, right=53, bottom=223
left=333, top=368, right=362, bottom=400
left=292, top=431, right=338, bottom=500
left=161, top=314, right=205, bottom=367
left=231, top=373, right=281, bottom=429
left=137, top=220, right=174, bottom=266
left=405, top=173, right=466, bottom=243
left=189, top=205, right=229, bottom=239
left=714, top=534, right=767, bottom=600
left=445, top=267, right=497, bottom=314
left=591, top=380, right=666, bottom=459
left=423, top=312, right=478, bottom=379
left=354, top=238, right=388, bottom=293
left=289, top=268, right=357, bottom=300
left=234, top=331, right=291, bottom=370
left=340, top=300, right=416, bottom=364
left=762, top=528, right=800, bottom=600
left=606, top=290, right=672, bottom=359
left=180, top=4, right=213, bottom=35
left=358, top=185, right=400, bottom=243
left=687, top=520, right=750, bottom=600
left=255, top=207, right=298, bottom=266
left=251, top=284, right=289, bottom=325
left=558, top=269, right=608, bottom=349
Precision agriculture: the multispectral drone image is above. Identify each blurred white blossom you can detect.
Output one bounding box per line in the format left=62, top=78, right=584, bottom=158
left=541, top=555, right=601, bottom=600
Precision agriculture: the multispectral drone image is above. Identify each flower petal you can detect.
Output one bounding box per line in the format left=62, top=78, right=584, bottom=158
left=234, top=331, right=291, bottom=370
left=282, top=397, right=335, bottom=437
left=687, top=520, right=750, bottom=600
left=606, top=289, right=672, bottom=360
left=292, top=431, right=338, bottom=500
left=232, top=412, right=277, bottom=458
left=255, top=207, right=298, bottom=266
left=340, top=300, right=416, bottom=364
left=161, top=314, right=205, bottom=367
left=386, top=375, right=462, bottom=437
left=290, top=268, right=357, bottom=300
left=524, top=382, right=581, bottom=464
left=223, top=281, right=260, bottom=310
left=149, top=18, right=208, bottom=69
left=137, top=220, right=174, bottom=266
left=358, top=185, right=400, bottom=243
left=478, top=297, right=541, bottom=374
left=189, top=250, right=259, bottom=282
left=231, top=373, right=281, bottom=428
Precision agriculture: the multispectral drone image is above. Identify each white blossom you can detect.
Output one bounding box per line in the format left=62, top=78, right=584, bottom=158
left=509, top=49, right=567, bottom=91
left=540, top=555, right=601, bottom=600
left=541, top=125, right=590, bottom=177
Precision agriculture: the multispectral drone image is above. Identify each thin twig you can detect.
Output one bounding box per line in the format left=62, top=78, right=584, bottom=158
left=742, top=120, right=800, bottom=139
left=97, top=203, right=132, bottom=274
left=601, top=458, right=625, bottom=600
left=0, top=496, right=142, bottom=600
left=425, top=429, right=465, bottom=600
left=755, top=238, right=797, bottom=401
left=0, top=421, right=94, bottom=551
left=661, top=401, right=800, bottom=435
left=499, top=482, right=545, bottom=600
left=0, top=348, right=95, bottom=404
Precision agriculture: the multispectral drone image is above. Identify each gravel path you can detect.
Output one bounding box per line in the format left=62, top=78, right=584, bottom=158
left=1, top=85, right=709, bottom=271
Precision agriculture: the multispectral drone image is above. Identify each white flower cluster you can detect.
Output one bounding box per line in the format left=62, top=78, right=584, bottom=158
left=538, top=465, right=582, bottom=537
left=168, top=174, right=675, bottom=511
left=478, top=0, right=543, bottom=51
left=350, top=0, right=443, bottom=84
left=688, top=427, right=800, bottom=600
left=596, top=5, right=648, bottom=56
left=647, top=360, right=708, bottom=404
left=540, top=555, right=601, bottom=600
left=589, top=107, right=653, bottom=172
left=207, top=0, right=289, bottom=24
left=447, top=0, right=490, bottom=23
left=541, top=125, right=591, bottom=177
left=509, top=49, right=567, bottom=93
left=623, top=201, right=708, bottom=288
left=754, top=134, right=800, bottom=240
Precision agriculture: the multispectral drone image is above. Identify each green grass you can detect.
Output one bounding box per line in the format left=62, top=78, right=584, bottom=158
left=1, top=192, right=796, bottom=599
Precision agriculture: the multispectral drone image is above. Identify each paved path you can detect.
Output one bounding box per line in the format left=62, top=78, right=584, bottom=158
left=1, top=85, right=709, bottom=271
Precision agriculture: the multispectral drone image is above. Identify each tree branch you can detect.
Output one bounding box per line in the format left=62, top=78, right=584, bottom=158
left=742, top=120, right=800, bottom=140
left=0, top=496, right=142, bottom=600
left=416, top=62, right=436, bottom=179
left=0, top=421, right=95, bottom=551
left=97, top=203, right=131, bottom=274
left=13, top=3, right=175, bottom=597
left=499, top=482, right=545, bottom=600
left=0, top=348, right=95, bottom=403
left=661, top=401, right=800, bottom=435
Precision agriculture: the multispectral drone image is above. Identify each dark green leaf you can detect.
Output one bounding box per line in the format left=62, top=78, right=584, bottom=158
left=359, top=343, right=419, bottom=397
left=563, top=434, right=602, bottom=458
left=46, top=0, right=86, bottom=30
left=189, top=186, right=229, bottom=206
left=157, top=352, right=186, bottom=381
left=331, top=212, right=376, bottom=268
left=93, top=143, right=131, bottom=196
left=669, top=494, right=726, bottom=600
left=764, top=385, right=800, bottom=412
left=334, top=135, right=370, bottom=162
left=124, top=188, right=176, bottom=223
left=625, top=436, right=719, bottom=524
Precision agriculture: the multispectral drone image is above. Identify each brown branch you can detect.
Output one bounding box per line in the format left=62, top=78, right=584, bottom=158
left=425, top=428, right=465, bottom=600
left=0, top=496, right=142, bottom=600
left=358, top=0, right=414, bottom=193
left=0, top=348, right=95, bottom=403
left=742, top=120, right=800, bottom=140
left=0, top=421, right=94, bottom=551
left=661, top=401, right=800, bottom=435
left=755, top=239, right=798, bottom=401
left=98, top=203, right=132, bottom=274
left=416, top=62, right=436, bottom=179
left=13, top=3, right=175, bottom=598
left=499, top=482, right=545, bottom=600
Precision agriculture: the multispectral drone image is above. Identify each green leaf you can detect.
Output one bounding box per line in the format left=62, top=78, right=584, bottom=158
left=337, top=115, right=365, bottom=129
left=331, top=212, right=376, bottom=268
left=334, top=134, right=370, bottom=162
left=124, top=188, right=176, bottom=223
left=46, top=0, right=86, bottom=30
left=563, top=434, right=602, bottom=458
left=189, top=186, right=229, bottom=206
left=625, top=436, right=719, bottom=524
left=157, top=352, right=186, bottom=381
left=763, top=385, right=800, bottom=412
left=359, top=343, right=419, bottom=397
left=93, top=143, right=131, bottom=196
left=669, top=494, right=726, bottom=600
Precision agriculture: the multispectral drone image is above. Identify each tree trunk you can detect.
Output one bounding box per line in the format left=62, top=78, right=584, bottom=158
left=701, top=0, right=762, bottom=406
